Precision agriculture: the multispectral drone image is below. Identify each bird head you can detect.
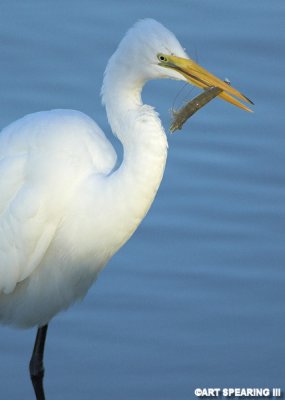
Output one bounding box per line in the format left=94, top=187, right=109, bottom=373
left=102, top=19, right=252, bottom=113
left=106, top=18, right=252, bottom=112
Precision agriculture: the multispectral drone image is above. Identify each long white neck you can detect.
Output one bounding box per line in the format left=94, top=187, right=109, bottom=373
left=100, top=58, right=168, bottom=253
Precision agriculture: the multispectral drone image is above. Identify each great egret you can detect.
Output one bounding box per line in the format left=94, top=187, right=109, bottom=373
left=0, top=19, right=252, bottom=399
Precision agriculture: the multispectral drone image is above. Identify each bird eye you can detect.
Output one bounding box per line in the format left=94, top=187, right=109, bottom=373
left=157, top=53, right=168, bottom=63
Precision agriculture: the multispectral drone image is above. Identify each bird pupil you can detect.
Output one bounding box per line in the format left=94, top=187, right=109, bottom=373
left=157, top=54, right=168, bottom=63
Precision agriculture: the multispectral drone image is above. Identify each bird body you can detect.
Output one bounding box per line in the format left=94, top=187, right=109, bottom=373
left=0, top=109, right=114, bottom=327
left=0, top=103, right=167, bottom=327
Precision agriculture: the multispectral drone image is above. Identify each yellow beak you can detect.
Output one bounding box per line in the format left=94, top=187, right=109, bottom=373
left=157, top=53, right=253, bottom=112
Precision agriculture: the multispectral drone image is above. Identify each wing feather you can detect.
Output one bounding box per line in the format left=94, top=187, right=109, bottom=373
left=0, top=109, right=116, bottom=294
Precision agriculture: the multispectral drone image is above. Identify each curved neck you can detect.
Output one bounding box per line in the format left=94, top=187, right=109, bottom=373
left=101, top=64, right=168, bottom=252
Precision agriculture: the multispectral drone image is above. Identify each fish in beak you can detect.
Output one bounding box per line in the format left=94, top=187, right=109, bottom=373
left=157, top=53, right=253, bottom=112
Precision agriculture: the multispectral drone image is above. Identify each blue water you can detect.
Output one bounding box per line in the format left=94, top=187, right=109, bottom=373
left=0, top=1, right=285, bottom=399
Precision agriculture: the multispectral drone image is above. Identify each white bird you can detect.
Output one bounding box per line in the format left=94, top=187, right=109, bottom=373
left=0, top=19, right=252, bottom=400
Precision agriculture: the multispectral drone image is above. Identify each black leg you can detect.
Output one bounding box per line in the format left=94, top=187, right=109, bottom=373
left=29, top=324, right=48, bottom=400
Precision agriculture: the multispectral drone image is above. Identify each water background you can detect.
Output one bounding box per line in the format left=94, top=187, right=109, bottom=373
left=0, top=1, right=284, bottom=399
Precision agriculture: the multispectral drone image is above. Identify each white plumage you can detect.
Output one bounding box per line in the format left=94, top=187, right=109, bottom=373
left=0, top=19, right=188, bottom=328
left=0, top=110, right=116, bottom=325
